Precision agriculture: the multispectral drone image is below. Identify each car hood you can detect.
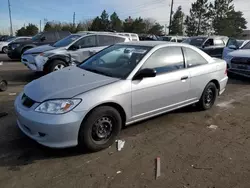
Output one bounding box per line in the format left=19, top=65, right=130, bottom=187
left=24, top=44, right=57, bottom=54
left=228, top=49, right=250, bottom=58
left=24, top=66, right=119, bottom=102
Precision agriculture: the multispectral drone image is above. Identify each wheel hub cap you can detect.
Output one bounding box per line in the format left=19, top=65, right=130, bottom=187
left=93, top=117, right=112, bottom=139
left=53, top=64, right=65, bottom=71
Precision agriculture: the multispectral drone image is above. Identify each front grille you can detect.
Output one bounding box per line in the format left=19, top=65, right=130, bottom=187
left=231, top=57, right=250, bottom=65
left=22, top=94, right=35, bottom=108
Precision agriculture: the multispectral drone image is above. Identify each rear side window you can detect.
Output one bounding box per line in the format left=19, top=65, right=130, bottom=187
left=227, top=38, right=238, bottom=48
left=242, top=41, right=250, bottom=49
left=15, top=38, right=27, bottom=42
left=183, top=47, right=208, bottom=68
left=142, top=47, right=184, bottom=74
left=214, top=39, right=224, bottom=46
left=204, top=38, right=214, bottom=46
left=113, top=36, right=125, bottom=43
left=74, top=35, right=96, bottom=48
left=131, top=34, right=138, bottom=41
left=58, top=31, right=70, bottom=39
left=45, top=32, right=56, bottom=42
left=98, top=35, right=115, bottom=46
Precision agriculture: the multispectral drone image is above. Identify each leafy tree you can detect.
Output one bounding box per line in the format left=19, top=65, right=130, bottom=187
left=76, top=20, right=92, bottom=32
left=144, top=18, right=156, bottom=33
left=100, top=10, right=110, bottom=30
left=110, top=12, right=122, bottom=31
left=131, top=17, right=146, bottom=33
left=89, top=16, right=103, bottom=31
left=16, top=23, right=38, bottom=36
left=148, top=23, right=164, bottom=35
left=123, top=16, right=134, bottom=32
left=184, top=0, right=211, bottom=36
left=169, top=6, right=184, bottom=35
left=210, top=0, right=247, bottom=37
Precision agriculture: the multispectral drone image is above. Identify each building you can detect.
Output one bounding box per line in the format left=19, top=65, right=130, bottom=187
left=239, top=30, right=250, bottom=40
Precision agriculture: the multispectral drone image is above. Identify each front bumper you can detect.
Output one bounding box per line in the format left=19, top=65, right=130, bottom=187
left=14, top=94, right=86, bottom=148
left=21, top=54, right=46, bottom=72
left=7, top=48, right=21, bottom=59
left=228, top=68, right=250, bottom=78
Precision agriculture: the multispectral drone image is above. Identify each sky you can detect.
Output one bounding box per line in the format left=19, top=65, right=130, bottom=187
left=0, top=0, right=249, bottom=34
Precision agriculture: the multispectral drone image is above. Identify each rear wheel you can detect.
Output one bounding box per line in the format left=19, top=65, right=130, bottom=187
left=197, top=82, right=217, bottom=110
left=47, top=60, right=67, bottom=73
left=78, top=106, right=122, bottom=152
left=0, top=80, right=8, bottom=91
left=2, top=47, right=7, bottom=54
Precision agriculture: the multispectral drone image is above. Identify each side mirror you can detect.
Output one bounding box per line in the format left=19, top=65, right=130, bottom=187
left=133, top=68, right=156, bottom=80
left=68, top=44, right=79, bottom=51
left=40, top=36, right=46, bottom=41
left=228, top=45, right=237, bottom=50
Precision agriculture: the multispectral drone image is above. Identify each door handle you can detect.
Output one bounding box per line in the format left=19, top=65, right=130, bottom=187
left=181, top=76, right=188, bottom=80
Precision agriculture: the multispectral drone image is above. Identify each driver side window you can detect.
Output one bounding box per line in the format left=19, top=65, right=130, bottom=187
left=204, top=38, right=214, bottom=47
left=74, top=36, right=96, bottom=48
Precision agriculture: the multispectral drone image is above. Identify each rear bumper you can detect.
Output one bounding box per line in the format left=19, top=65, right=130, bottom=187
left=219, top=76, right=228, bottom=95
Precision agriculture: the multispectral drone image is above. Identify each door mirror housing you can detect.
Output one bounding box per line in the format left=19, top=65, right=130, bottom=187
left=68, top=44, right=79, bottom=51
left=40, top=36, right=46, bottom=42
left=228, top=45, right=237, bottom=50
left=133, top=68, right=157, bottom=80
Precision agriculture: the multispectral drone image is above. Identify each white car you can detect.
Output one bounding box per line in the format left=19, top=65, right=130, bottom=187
left=0, top=37, right=31, bottom=53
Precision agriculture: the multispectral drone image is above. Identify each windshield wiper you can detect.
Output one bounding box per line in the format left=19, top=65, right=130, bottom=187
left=83, top=67, right=113, bottom=77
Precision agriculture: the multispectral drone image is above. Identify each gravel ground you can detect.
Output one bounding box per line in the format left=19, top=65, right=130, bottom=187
left=1, top=53, right=250, bottom=188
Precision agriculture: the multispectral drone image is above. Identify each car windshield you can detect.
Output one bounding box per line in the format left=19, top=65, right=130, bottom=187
left=32, top=33, right=43, bottom=41
left=53, top=35, right=81, bottom=47
left=79, top=44, right=151, bottom=79
left=237, top=40, right=245, bottom=47
left=242, top=41, right=250, bottom=49
left=182, top=37, right=207, bottom=46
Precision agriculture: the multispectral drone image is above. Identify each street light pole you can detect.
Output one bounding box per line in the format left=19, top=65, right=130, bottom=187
left=8, top=0, right=13, bottom=36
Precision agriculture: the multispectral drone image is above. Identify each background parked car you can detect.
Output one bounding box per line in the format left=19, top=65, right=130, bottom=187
left=7, top=31, right=71, bottom=59
left=160, top=36, right=188, bottom=43
left=21, top=33, right=129, bottom=73
left=0, top=36, right=31, bottom=54
left=182, top=36, right=229, bottom=58
left=0, top=35, right=15, bottom=42
left=15, top=41, right=228, bottom=151
left=222, top=39, right=250, bottom=59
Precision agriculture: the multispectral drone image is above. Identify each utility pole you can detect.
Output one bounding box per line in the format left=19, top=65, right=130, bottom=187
left=169, top=0, right=174, bottom=34
left=8, top=0, right=13, bottom=36
left=40, top=20, right=42, bottom=32
left=73, top=12, right=76, bottom=27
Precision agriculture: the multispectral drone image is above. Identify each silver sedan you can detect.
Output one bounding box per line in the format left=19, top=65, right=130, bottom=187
left=15, top=41, right=228, bottom=151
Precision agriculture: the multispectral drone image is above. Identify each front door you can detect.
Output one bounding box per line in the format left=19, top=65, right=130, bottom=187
left=131, top=47, right=190, bottom=120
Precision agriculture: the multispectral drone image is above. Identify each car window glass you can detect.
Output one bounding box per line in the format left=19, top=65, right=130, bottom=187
left=204, top=38, right=214, bottom=46
left=113, top=36, right=125, bottom=43
left=242, top=41, right=250, bottom=49
left=227, top=39, right=238, bottom=47
left=142, top=47, right=184, bottom=74
left=74, top=35, right=96, bottom=48
left=183, top=47, right=208, bottom=68
left=98, top=35, right=115, bottom=46
left=214, top=39, right=224, bottom=46
left=45, top=32, right=56, bottom=42
left=14, top=38, right=26, bottom=42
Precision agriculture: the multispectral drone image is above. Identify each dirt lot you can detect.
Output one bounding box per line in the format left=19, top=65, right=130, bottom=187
left=1, top=53, right=250, bottom=188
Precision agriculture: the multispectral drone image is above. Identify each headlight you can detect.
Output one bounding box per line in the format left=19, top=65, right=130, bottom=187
left=39, top=52, right=54, bottom=57
left=35, top=99, right=81, bottom=114
left=11, top=43, right=20, bottom=50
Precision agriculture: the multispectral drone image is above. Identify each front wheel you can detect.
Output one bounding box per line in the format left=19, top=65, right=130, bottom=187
left=47, top=60, right=67, bottom=73
left=78, top=106, right=122, bottom=152
left=197, top=82, right=217, bottom=110
left=0, top=80, right=8, bottom=91
left=2, top=47, right=8, bottom=54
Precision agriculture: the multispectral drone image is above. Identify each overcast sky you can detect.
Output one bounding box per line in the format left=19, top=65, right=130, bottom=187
left=0, top=0, right=249, bottom=34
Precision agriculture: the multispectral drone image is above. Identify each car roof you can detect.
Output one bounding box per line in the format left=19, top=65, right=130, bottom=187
left=118, top=41, right=171, bottom=47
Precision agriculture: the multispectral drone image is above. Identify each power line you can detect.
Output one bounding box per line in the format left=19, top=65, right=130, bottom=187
left=8, top=0, right=13, bottom=36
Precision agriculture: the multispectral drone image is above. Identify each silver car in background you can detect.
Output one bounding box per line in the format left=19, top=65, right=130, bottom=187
left=21, top=33, right=129, bottom=73
left=15, top=41, right=228, bottom=151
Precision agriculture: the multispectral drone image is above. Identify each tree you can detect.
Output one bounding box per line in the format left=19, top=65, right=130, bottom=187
left=76, top=20, right=92, bottom=32
left=123, top=16, right=134, bottom=32
left=110, top=12, right=122, bottom=31
left=16, top=23, right=38, bottom=36
left=100, top=10, right=110, bottom=30
left=210, top=0, right=247, bottom=37
left=144, top=18, right=156, bottom=33
left=184, top=0, right=211, bottom=36
left=148, top=23, right=164, bottom=35
left=169, top=6, right=184, bottom=35
left=131, top=17, right=146, bottom=33
left=89, top=16, right=103, bottom=31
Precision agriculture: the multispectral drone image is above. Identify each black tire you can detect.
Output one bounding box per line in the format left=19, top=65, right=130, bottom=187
left=78, top=106, right=122, bottom=152
left=197, top=82, right=217, bottom=110
left=2, top=47, right=8, bottom=54
left=0, top=80, right=8, bottom=91
left=47, top=60, right=67, bottom=73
